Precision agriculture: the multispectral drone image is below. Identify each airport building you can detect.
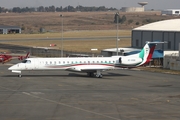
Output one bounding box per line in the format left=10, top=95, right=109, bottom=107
left=161, top=9, right=180, bottom=16
left=132, top=19, right=180, bottom=50
left=121, top=2, right=148, bottom=12
left=132, top=19, right=180, bottom=70
left=0, top=25, right=21, bottom=34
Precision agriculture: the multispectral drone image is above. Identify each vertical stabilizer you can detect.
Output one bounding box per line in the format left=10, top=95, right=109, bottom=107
left=138, top=42, right=162, bottom=66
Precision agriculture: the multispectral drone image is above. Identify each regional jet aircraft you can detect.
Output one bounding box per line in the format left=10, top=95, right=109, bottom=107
left=8, top=42, right=162, bottom=78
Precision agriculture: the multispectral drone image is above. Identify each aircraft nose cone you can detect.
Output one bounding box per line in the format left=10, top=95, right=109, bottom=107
left=8, top=66, right=14, bottom=70
left=8, top=64, right=18, bottom=70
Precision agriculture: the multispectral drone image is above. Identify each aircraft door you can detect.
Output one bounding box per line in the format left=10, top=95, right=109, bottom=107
left=34, top=58, right=39, bottom=69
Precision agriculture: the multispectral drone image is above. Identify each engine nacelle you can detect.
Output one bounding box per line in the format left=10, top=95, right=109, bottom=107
left=119, top=57, right=142, bottom=65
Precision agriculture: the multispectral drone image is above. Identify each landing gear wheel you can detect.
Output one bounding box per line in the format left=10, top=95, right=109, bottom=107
left=96, top=74, right=103, bottom=78
left=18, top=74, right=22, bottom=78
left=96, top=70, right=103, bottom=78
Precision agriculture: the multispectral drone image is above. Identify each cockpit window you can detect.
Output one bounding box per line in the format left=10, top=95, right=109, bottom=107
left=22, top=60, right=27, bottom=63
left=22, top=60, right=31, bottom=63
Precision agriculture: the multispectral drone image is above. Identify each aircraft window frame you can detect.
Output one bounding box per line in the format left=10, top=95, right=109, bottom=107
left=22, top=60, right=27, bottom=63
left=22, top=60, right=31, bottom=64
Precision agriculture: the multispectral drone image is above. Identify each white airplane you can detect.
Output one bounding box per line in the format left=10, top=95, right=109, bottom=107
left=8, top=42, right=162, bottom=78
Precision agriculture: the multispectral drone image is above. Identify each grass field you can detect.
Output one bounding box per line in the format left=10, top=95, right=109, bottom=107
left=0, top=30, right=131, bottom=53
left=0, top=11, right=178, bottom=53
left=0, top=30, right=131, bottom=39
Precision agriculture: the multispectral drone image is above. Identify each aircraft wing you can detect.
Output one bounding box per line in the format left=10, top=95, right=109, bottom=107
left=66, top=65, right=114, bottom=72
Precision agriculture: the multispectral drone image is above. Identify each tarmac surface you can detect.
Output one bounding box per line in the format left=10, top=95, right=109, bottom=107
left=0, top=62, right=180, bottom=120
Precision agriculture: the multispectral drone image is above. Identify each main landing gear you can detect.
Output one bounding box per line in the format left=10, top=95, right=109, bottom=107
left=18, top=74, right=22, bottom=77
left=96, top=70, right=103, bottom=78
left=87, top=70, right=103, bottom=78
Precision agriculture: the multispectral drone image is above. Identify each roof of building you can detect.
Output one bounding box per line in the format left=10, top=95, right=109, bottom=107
left=133, top=19, right=180, bottom=32
left=0, top=25, right=21, bottom=29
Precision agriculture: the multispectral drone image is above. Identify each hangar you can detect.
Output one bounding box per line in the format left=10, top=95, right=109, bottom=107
left=132, top=19, right=180, bottom=50
left=0, top=25, right=21, bottom=34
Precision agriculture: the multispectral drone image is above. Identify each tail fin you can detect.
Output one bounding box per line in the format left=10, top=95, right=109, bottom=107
left=138, top=41, right=164, bottom=66
left=18, top=52, right=30, bottom=60
left=25, top=52, right=30, bottom=58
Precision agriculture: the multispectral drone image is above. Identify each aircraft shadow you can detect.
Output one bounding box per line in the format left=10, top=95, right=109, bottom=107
left=2, top=72, right=130, bottom=78
left=105, top=72, right=130, bottom=77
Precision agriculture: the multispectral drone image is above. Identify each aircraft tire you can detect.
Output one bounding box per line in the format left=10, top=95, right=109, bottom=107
left=18, top=74, right=22, bottom=78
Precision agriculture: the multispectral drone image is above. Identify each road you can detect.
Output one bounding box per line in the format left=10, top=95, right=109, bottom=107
left=0, top=62, right=180, bottom=120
